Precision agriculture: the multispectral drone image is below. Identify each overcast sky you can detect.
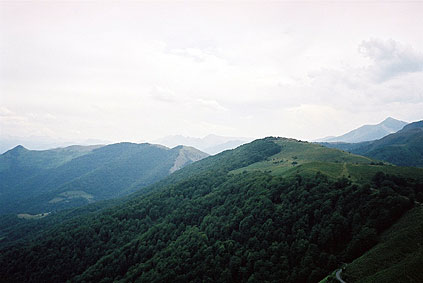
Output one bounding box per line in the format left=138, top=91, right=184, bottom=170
left=1, top=1, right=423, bottom=144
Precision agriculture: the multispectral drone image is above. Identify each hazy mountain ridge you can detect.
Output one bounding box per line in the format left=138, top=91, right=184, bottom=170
left=321, top=120, right=423, bottom=167
left=0, top=135, right=111, bottom=154
left=316, top=117, right=408, bottom=143
left=154, top=134, right=252, bottom=155
left=0, top=145, right=102, bottom=192
left=0, top=144, right=102, bottom=171
left=0, top=142, right=208, bottom=215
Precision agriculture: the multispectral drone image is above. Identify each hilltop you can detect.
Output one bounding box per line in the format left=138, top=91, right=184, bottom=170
left=1, top=137, right=422, bottom=282
left=232, top=138, right=422, bottom=183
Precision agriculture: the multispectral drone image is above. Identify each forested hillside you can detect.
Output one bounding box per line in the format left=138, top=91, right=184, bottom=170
left=342, top=205, right=423, bottom=283
left=321, top=120, right=423, bottom=167
left=1, top=138, right=422, bottom=283
left=0, top=143, right=207, bottom=214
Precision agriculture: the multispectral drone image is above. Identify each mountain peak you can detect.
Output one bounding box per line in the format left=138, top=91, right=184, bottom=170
left=380, top=117, right=407, bottom=126
left=318, top=117, right=408, bottom=143
left=14, top=145, right=26, bottom=150
left=7, top=145, right=28, bottom=153
left=382, top=117, right=396, bottom=122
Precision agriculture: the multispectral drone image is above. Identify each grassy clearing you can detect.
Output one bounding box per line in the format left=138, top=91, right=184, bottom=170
left=49, top=190, right=93, bottom=204
left=232, top=139, right=369, bottom=173
left=231, top=138, right=423, bottom=184
left=17, top=212, right=50, bottom=220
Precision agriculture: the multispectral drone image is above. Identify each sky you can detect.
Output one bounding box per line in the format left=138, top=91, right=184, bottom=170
left=1, top=1, right=423, bottom=146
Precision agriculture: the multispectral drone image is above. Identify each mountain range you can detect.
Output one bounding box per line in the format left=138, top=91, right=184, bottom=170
left=1, top=120, right=423, bottom=282
left=0, top=142, right=208, bottom=215
left=316, top=117, right=408, bottom=143
left=0, top=135, right=111, bottom=154
left=1, top=137, right=422, bottom=282
left=321, top=120, right=423, bottom=167
left=153, top=134, right=252, bottom=155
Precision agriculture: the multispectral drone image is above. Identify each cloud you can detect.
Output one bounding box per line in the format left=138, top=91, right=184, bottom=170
left=359, top=38, right=423, bottom=81
left=303, top=38, right=423, bottom=113
left=0, top=107, right=14, bottom=117
left=171, top=48, right=210, bottom=62
left=0, top=107, right=56, bottom=137
left=195, top=99, right=227, bottom=112
left=150, top=86, right=178, bottom=103
left=2, top=2, right=423, bottom=142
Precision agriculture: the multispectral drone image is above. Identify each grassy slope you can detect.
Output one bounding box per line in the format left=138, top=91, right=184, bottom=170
left=232, top=138, right=423, bottom=183
left=2, top=137, right=422, bottom=282
left=343, top=205, right=423, bottom=283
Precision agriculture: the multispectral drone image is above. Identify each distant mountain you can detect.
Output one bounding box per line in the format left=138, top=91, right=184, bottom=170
left=0, top=135, right=111, bottom=154
left=317, top=117, right=407, bottom=143
left=0, top=144, right=102, bottom=194
left=0, top=143, right=208, bottom=215
left=321, top=120, right=423, bottom=167
left=351, top=120, right=423, bottom=167
left=154, top=134, right=252, bottom=155
left=1, top=137, right=423, bottom=283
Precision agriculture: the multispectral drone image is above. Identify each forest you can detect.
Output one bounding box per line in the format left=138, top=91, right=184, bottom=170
left=1, top=139, right=422, bottom=282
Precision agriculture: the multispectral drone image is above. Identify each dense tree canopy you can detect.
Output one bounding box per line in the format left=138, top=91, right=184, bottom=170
left=1, top=169, right=421, bottom=282
left=1, top=138, right=422, bottom=282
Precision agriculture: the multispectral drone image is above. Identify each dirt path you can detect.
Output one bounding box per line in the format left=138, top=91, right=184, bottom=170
left=336, top=269, right=346, bottom=283
left=341, top=162, right=348, bottom=177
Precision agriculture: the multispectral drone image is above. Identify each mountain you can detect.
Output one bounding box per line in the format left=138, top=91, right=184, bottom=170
left=1, top=137, right=422, bottom=282
left=0, top=144, right=103, bottom=191
left=0, top=143, right=208, bottom=215
left=154, top=134, right=252, bottom=155
left=321, top=120, right=423, bottom=167
left=0, top=134, right=111, bottom=154
left=317, top=117, right=407, bottom=143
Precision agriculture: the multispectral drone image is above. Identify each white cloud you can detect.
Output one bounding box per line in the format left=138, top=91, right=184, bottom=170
left=150, top=86, right=178, bottom=103
left=359, top=38, right=423, bottom=81
left=195, top=99, right=228, bottom=112
left=1, top=2, right=423, bottom=143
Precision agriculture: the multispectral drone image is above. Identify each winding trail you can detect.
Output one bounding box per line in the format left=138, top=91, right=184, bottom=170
left=341, top=162, right=348, bottom=177
left=336, top=269, right=346, bottom=283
